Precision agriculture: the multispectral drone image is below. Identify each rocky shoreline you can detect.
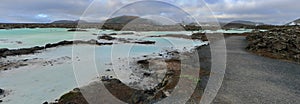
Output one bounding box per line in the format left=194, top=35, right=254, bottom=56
left=0, top=40, right=113, bottom=58
left=0, top=23, right=201, bottom=31
left=47, top=47, right=210, bottom=104
left=0, top=56, right=72, bottom=71
left=0, top=88, right=9, bottom=103
left=41, top=30, right=251, bottom=104
left=0, top=29, right=247, bottom=103
left=98, top=34, right=156, bottom=44
left=246, top=26, right=300, bottom=63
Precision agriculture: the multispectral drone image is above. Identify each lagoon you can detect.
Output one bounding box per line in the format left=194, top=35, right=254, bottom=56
left=0, top=28, right=249, bottom=103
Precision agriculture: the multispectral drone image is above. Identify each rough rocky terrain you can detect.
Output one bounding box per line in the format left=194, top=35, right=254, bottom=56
left=98, top=34, right=156, bottom=44
left=246, top=26, right=300, bottom=63
left=0, top=40, right=113, bottom=58
left=0, top=56, right=71, bottom=71
left=50, top=49, right=211, bottom=104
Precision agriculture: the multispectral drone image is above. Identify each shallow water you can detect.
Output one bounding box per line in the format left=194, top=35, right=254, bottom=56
left=0, top=28, right=251, bottom=49
left=0, top=28, right=99, bottom=49
left=0, top=28, right=247, bottom=103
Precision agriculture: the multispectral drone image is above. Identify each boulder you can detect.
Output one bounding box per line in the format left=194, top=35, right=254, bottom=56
left=0, top=48, right=9, bottom=53
left=109, top=33, right=118, bottom=35
left=67, top=28, right=87, bottom=32
left=191, top=33, right=208, bottom=41
left=0, top=88, right=4, bottom=95
left=98, top=35, right=116, bottom=40
left=137, top=60, right=149, bottom=65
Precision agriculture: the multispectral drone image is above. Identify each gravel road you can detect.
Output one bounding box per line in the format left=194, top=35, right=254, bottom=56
left=210, top=36, right=300, bottom=104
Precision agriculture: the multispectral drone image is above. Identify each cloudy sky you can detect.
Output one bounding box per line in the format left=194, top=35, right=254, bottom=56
left=0, top=0, right=299, bottom=25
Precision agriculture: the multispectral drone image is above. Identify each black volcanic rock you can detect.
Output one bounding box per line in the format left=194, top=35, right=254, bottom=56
left=0, top=88, right=4, bottom=95
left=0, top=40, right=113, bottom=58
left=191, top=33, right=208, bottom=41
left=98, top=35, right=116, bottom=40
left=246, top=26, right=300, bottom=63
left=109, top=33, right=118, bottom=35
left=133, top=41, right=155, bottom=44
left=67, top=28, right=87, bottom=32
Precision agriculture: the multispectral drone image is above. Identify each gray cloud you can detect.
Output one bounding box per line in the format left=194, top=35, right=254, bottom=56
left=205, top=0, right=300, bottom=24
left=0, top=0, right=91, bottom=22
left=0, top=0, right=299, bottom=24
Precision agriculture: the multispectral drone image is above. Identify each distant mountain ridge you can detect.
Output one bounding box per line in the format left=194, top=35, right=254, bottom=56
left=222, top=20, right=265, bottom=29
left=104, top=16, right=139, bottom=24
left=51, top=20, right=88, bottom=24
left=51, top=16, right=160, bottom=25
left=230, top=20, right=264, bottom=26
left=104, top=15, right=160, bottom=25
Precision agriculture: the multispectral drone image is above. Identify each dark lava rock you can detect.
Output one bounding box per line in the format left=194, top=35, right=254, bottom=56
left=109, top=33, right=118, bottom=35
left=191, top=33, right=208, bottom=41
left=0, top=40, right=113, bottom=58
left=143, top=72, right=151, bottom=77
left=246, top=26, right=300, bottom=63
left=57, top=88, right=88, bottom=104
left=101, top=76, right=111, bottom=81
left=67, top=29, right=87, bottom=32
left=134, top=41, right=155, bottom=44
left=98, top=35, right=116, bottom=40
left=54, top=57, right=207, bottom=104
left=16, top=41, right=22, bottom=44
left=0, top=48, right=9, bottom=53
left=137, top=60, right=149, bottom=65
left=57, top=66, right=182, bottom=103
left=0, top=48, right=9, bottom=57
left=0, top=88, right=4, bottom=95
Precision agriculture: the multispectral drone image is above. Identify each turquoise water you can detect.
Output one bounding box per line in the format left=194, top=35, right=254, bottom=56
left=0, top=28, right=252, bottom=49
left=0, top=28, right=99, bottom=49
left=0, top=28, right=248, bottom=104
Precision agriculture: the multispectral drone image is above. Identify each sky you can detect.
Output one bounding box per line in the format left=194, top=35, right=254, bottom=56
left=0, top=0, right=299, bottom=25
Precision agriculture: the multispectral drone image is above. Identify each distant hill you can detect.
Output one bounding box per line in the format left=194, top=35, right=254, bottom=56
left=104, top=15, right=160, bottom=25
left=230, top=20, right=264, bottom=26
left=51, top=20, right=88, bottom=24
left=222, top=20, right=264, bottom=29
left=286, top=18, right=300, bottom=26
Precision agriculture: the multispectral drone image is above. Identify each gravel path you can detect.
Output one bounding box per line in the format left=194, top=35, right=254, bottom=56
left=212, top=36, right=300, bottom=104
